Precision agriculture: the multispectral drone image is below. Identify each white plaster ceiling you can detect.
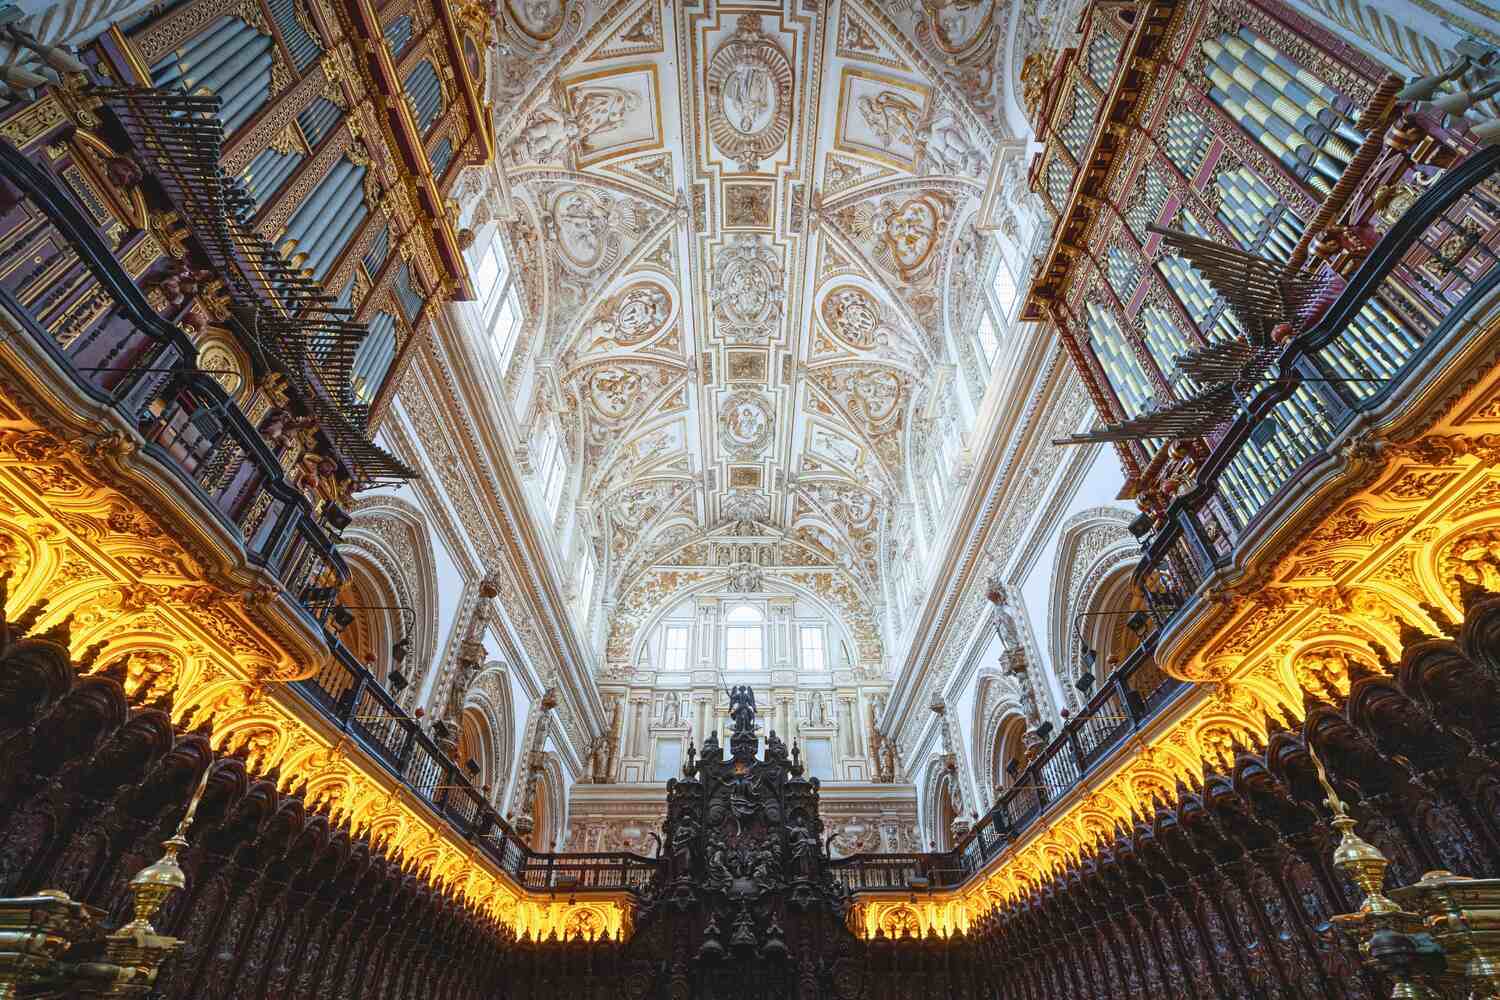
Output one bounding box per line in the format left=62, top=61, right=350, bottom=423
left=487, top=0, right=1011, bottom=674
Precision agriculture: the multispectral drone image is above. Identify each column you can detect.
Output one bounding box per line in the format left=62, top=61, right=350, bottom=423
left=696, top=599, right=719, bottom=668
left=769, top=599, right=794, bottom=668
left=631, top=697, right=649, bottom=758
left=853, top=692, right=868, bottom=756
left=694, top=694, right=709, bottom=745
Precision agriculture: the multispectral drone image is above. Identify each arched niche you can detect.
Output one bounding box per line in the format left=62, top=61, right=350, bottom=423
left=462, top=664, right=515, bottom=806
left=990, top=711, right=1030, bottom=795
left=338, top=497, right=442, bottom=700
left=1047, top=507, right=1137, bottom=707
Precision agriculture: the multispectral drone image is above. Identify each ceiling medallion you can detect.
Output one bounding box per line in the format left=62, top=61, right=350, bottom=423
left=584, top=280, right=673, bottom=350
left=916, top=0, right=996, bottom=61
left=546, top=186, right=624, bottom=278
left=869, top=191, right=954, bottom=284
left=721, top=390, right=774, bottom=459
left=711, top=236, right=784, bottom=343
left=820, top=285, right=881, bottom=349
left=506, top=0, right=568, bottom=43
left=705, top=14, right=794, bottom=169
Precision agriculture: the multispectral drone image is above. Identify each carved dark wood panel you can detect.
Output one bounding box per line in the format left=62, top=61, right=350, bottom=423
left=3, top=569, right=1500, bottom=998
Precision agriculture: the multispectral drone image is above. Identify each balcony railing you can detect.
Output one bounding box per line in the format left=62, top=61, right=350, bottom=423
left=0, top=125, right=339, bottom=596
left=832, top=640, right=1187, bottom=891
left=0, top=112, right=655, bottom=898
left=1136, top=146, right=1500, bottom=622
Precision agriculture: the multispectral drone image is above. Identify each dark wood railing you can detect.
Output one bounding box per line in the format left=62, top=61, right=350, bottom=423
left=832, top=642, right=1187, bottom=891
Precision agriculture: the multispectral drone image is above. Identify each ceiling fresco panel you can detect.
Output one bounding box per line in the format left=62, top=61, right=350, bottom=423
left=489, top=0, right=1009, bottom=673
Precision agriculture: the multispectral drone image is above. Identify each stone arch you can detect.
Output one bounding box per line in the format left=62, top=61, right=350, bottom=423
left=919, top=755, right=962, bottom=852
left=341, top=496, right=441, bottom=698
left=1046, top=507, right=1137, bottom=707
left=528, top=751, right=566, bottom=851
left=970, top=665, right=1026, bottom=805
left=989, top=711, right=1031, bottom=795
left=462, top=664, right=515, bottom=805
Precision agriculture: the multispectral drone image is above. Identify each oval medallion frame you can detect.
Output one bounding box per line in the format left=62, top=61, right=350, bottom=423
left=705, top=15, right=794, bottom=167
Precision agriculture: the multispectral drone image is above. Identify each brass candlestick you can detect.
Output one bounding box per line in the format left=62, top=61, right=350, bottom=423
left=93, top=761, right=214, bottom=996
left=1309, top=745, right=1401, bottom=916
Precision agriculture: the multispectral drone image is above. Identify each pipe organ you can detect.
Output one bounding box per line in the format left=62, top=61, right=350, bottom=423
left=1021, top=0, right=1480, bottom=522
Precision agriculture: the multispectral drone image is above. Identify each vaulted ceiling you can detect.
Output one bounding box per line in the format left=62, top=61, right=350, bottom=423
left=487, top=0, right=1012, bottom=675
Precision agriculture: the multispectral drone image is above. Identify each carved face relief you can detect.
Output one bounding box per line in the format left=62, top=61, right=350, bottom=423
left=588, top=366, right=645, bottom=420
left=706, top=15, right=794, bottom=166
left=508, top=0, right=565, bottom=41
left=820, top=286, right=880, bottom=349
left=920, top=0, right=993, bottom=56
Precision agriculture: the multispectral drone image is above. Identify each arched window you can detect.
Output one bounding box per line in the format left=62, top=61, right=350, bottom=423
left=724, top=604, right=764, bottom=670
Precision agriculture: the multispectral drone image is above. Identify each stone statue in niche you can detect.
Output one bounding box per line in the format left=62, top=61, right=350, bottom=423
left=661, top=691, right=681, bottom=726
left=808, top=691, right=829, bottom=726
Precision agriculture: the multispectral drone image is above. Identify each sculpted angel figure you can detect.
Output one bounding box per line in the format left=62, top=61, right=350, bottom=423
left=858, top=90, right=921, bottom=151
left=510, top=101, right=578, bottom=164
left=728, top=684, right=757, bottom=732
left=914, top=105, right=987, bottom=177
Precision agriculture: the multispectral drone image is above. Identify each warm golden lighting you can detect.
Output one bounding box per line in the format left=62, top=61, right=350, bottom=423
left=0, top=385, right=630, bottom=937
left=871, top=333, right=1500, bottom=925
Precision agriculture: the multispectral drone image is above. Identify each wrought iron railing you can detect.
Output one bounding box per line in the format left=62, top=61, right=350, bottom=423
left=0, top=123, right=653, bottom=897
left=832, top=641, right=1186, bottom=891
left=1135, top=146, right=1500, bottom=623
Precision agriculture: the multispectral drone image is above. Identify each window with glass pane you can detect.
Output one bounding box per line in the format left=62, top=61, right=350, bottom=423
left=543, top=447, right=566, bottom=517
left=976, top=310, right=1000, bottom=366
left=492, top=289, right=519, bottom=361
left=799, top=626, right=825, bottom=672
left=992, top=260, right=1018, bottom=320
left=662, top=625, right=690, bottom=671
left=474, top=242, right=504, bottom=300
left=725, top=605, right=763, bottom=670
left=575, top=551, right=595, bottom=621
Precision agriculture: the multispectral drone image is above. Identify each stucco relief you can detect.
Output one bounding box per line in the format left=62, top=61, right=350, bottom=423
left=710, top=237, right=785, bottom=343
left=705, top=14, right=795, bottom=169
left=720, top=391, right=774, bottom=459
